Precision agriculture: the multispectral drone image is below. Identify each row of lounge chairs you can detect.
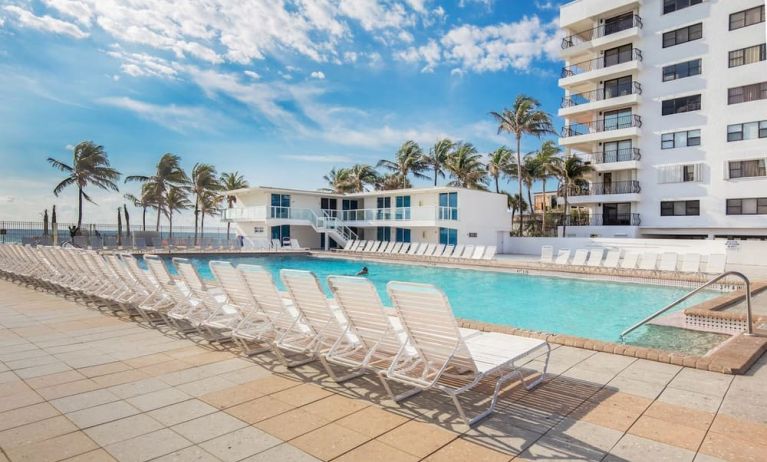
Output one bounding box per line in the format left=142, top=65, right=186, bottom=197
left=540, top=245, right=727, bottom=275
left=0, top=243, right=549, bottom=426
left=339, top=240, right=497, bottom=261
left=65, top=236, right=241, bottom=252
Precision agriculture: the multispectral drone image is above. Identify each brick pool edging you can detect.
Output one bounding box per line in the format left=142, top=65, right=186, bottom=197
left=456, top=318, right=767, bottom=375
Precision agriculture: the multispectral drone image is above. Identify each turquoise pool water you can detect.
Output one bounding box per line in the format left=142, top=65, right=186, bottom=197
left=152, top=254, right=727, bottom=354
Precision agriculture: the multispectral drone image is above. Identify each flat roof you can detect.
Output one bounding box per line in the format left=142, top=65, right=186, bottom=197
left=230, top=185, right=504, bottom=197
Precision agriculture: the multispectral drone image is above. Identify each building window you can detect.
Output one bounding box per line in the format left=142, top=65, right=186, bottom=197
left=662, top=95, right=701, bottom=115
left=727, top=198, right=767, bottom=215
left=395, top=228, right=411, bottom=242
left=270, top=194, right=290, bottom=218
left=658, top=163, right=702, bottom=183
left=661, top=129, right=701, bottom=149
left=602, top=44, right=633, bottom=67
left=729, top=44, right=766, bottom=67
left=729, top=5, right=765, bottom=31
left=727, top=121, right=767, bottom=142
left=438, top=192, right=458, bottom=220
left=439, top=227, right=458, bottom=245
left=662, top=59, right=702, bottom=82
left=728, top=159, right=766, bottom=179
left=728, top=82, right=767, bottom=104
left=376, top=226, right=391, bottom=241
left=663, top=0, right=702, bottom=14
left=662, top=23, right=702, bottom=48
left=660, top=200, right=700, bottom=216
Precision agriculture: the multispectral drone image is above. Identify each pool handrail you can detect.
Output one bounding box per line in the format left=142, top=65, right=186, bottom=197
left=619, top=271, right=755, bottom=341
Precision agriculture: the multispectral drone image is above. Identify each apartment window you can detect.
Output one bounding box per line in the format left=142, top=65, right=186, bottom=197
left=376, top=226, right=391, bottom=241
left=603, top=108, right=634, bottom=130
left=661, top=129, right=701, bottom=149
left=662, top=95, right=701, bottom=115
left=728, top=159, right=766, bottom=179
left=727, top=121, right=767, bottom=141
left=663, top=23, right=702, bottom=48
left=662, top=59, right=702, bottom=82
left=729, top=5, right=765, bottom=31
left=658, top=163, right=702, bottom=183
left=395, top=228, right=411, bottom=243
left=603, top=44, right=633, bottom=67
left=663, top=0, right=702, bottom=14
left=727, top=198, right=767, bottom=215
left=270, top=194, right=290, bottom=218
left=729, top=44, right=766, bottom=67
left=660, top=200, right=700, bottom=216
left=603, top=76, right=633, bottom=99
left=603, top=140, right=633, bottom=162
left=728, top=82, right=767, bottom=104
left=439, top=227, right=458, bottom=246
left=438, top=192, right=458, bottom=220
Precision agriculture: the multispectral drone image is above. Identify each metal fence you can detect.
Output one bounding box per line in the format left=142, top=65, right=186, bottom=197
left=0, top=220, right=232, bottom=246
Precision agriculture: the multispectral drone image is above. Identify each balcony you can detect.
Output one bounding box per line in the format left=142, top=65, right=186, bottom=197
left=560, top=114, right=642, bottom=146
left=561, top=82, right=641, bottom=108
left=561, top=15, right=643, bottom=50
left=562, top=213, right=641, bottom=226
left=222, top=205, right=460, bottom=225
left=570, top=180, right=641, bottom=197
left=592, top=148, right=641, bottom=164
left=341, top=206, right=458, bottom=224
left=561, top=48, right=642, bottom=78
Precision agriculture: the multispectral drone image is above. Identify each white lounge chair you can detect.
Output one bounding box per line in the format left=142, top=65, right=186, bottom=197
left=416, top=244, right=431, bottom=256
left=620, top=251, right=640, bottom=270
left=406, top=243, right=420, bottom=256
left=704, top=254, right=727, bottom=274
left=442, top=245, right=456, bottom=259
left=450, top=245, right=465, bottom=261
left=173, top=258, right=231, bottom=339
left=602, top=249, right=622, bottom=269
left=471, top=246, right=486, bottom=260
left=680, top=253, right=701, bottom=273
left=586, top=249, right=604, bottom=267
left=461, top=245, right=475, bottom=260
left=658, top=252, right=678, bottom=272
left=431, top=244, right=447, bottom=259
left=638, top=252, right=659, bottom=271
left=554, top=249, right=571, bottom=265
left=540, top=245, right=554, bottom=263
left=391, top=242, right=403, bottom=255
left=342, top=240, right=355, bottom=251
left=385, top=281, right=550, bottom=426
left=482, top=246, right=497, bottom=260
left=271, top=239, right=282, bottom=250
left=289, top=238, right=304, bottom=250
left=571, top=249, right=589, bottom=266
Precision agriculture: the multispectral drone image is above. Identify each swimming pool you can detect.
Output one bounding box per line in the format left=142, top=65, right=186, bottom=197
left=152, top=254, right=727, bottom=355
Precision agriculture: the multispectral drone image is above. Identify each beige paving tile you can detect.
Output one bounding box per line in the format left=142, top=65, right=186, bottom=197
left=36, top=379, right=102, bottom=401
left=241, top=374, right=301, bottom=395
left=151, top=446, right=220, bottom=462
left=4, top=430, right=99, bottom=462
left=225, top=395, right=297, bottom=424
left=78, top=362, right=132, bottom=378
left=604, top=434, right=695, bottom=462
left=126, top=387, right=191, bottom=412
left=292, top=423, right=371, bottom=461
left=698, top=430, right=767, bottom=462
left=107, top=377, right=170, bottom=400
left=92, top=369, right=150, bottom=388
left=0, top=389, right=43, bottom=412
left=708, top=412, right=767, bottom=445
left=333, top=440, right=418, bottom=462
left=515, top=434, right=606, bottom=462
left=335, top=405, right=410, bottom=438
left=643, top=401, right=715, bottom=432
left=199, top=381, right=268, bottom=409
left=148, top=399, right=218, bottom=426
left=83, top=413, right=164, bottom=447
left=300, top=394, right=370, bottom=421
left=171, top=411, right=248, bottom=443
left=377, top=419, right=458, bottom=458
left=218, top=365, right=271, bottom=384
left=0, top=379, right=32, bottom=398
left=0, top=415, right=78, bottom=449
left=271, top=383, right=333, bottom=407
left=256, top=407, right=331, bottom=441
left=105, top=428, right=192, bottom=462
left=177, top=376, right=234, bottom=397
left=51, top=388, right=120, bottom=413
left=25, top=370, right=87, bottom=390
left=62, top=449, right=118, bottom=461
left=657, top=387, right=723, bottom=414
left=66, top=400, right=141, bottom=429
left=199, top=426, right=281, bottom=462
left=668, top=368, right=733, bottom=398
left=422, top=437, right=512, bottom=462
left=0, top=402, right=60, bottom=432
left=547, top=417, right=624, bottom=453
left=240, top=443, right=320, bottom=462
left=569, top=390, right=652, bottom=432
left=123, top=353, right=173, bottom=369
left=628, top=414, right=706, bottom=452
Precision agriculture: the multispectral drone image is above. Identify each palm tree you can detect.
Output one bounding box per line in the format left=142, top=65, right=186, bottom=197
left=424, top=139, right=454, bottom=186
left=505, top=192, right=527, bottom=234
left=47, top=141, right=121, bottom=228
left=344, top=164, right=378, bottom=193
left=190, top=163, right=222, bottom=245
left=125, top=154, right=188, bottom=231
left=198, top=191, right=223, bottom=239
left=486, top=146, right=514, bottom=193
left=163, top=187, right=191, bottom=239
left=377, top=140, right=429, bottom=188
left=491, top=95, right=555, bottom=234
left=553, top=155, right=594, bottom=236
left=220, top=171, right=249, bottom=240
left=533, top=141, right=563, bottom=234
left=123, top=183, right=155, bottom=231
left=376, top=173, right=411, bottom=190
left=445, top=143, right=489, bottom=190
left=322, top=167, right=352, bottom=193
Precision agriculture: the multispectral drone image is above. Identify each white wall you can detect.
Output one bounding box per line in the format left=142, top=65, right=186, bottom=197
left=503, top=236, right=727, bottom=255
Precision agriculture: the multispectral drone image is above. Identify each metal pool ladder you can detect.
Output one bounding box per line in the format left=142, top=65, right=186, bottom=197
left=619, top=271, right=754, bottom=341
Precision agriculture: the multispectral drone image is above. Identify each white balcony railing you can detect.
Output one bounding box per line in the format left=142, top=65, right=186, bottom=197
left=222, top=206, right=459, bottom=223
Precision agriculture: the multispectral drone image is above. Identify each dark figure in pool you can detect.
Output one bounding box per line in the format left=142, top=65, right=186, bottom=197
left=356, top=266, right=369, bottom=276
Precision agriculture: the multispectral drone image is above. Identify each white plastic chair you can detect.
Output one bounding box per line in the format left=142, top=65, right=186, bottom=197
left=540, top=245, right=554, bottom=263
left=586, top=249, right=604, bottom=267
left=554, top=249, right=571, bottom=265
left=571, top=249, right=589, bottom=266
left=658, top=252, right=678, bottom=272
left=638, top=252, right=659, bottom=271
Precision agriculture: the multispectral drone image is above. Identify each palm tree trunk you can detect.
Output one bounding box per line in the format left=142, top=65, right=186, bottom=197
left=433, top=167, right=438, bottom=186
left=156, top=201, right=161, bottom=232
left=77, top=187, right=83, bottom=229
left=169, top=211, right=173, bottom=240
left=142, top=207, right=146, bottom=231
left=193, top=196, right=199, bottom=246
left=201, top=213, right=205, bottom=241
left=527, top=186, right=534, bottom=236
left=226, top=222, right=231, bottom=241
left=495, top=175, right=500, bottom=194
left=516, top=134, right=524, bottom=236
left=541, top=179, right=547, bottom=235
left=562, top=184, right=569, bottom=237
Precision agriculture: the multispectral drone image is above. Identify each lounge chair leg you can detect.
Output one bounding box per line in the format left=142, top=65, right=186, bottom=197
left=520, top=343, right=550, bottom=391
left=377, top=371, right=421, bottom=402
left=272, top=345, right=315, bottom=368
left=318, top=355, right=365, bottom=383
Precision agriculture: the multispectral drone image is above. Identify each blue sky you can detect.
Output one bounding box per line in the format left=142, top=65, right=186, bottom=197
left=0, top=0, right=564, bottom=225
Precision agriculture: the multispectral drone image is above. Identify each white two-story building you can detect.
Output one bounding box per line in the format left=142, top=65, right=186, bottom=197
left=558, top=0, right=767, bottom=239
left=221, top=186, right=512, bottom=250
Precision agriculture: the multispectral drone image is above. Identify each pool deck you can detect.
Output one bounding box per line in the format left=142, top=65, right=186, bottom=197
left=1, top=279, right=766, bottom=462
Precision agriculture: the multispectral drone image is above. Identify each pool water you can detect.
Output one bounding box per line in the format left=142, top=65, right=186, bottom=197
left=151, top=254, right=728, bottom=355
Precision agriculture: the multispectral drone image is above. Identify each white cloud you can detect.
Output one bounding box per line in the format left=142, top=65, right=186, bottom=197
left=534, top=1, right=559, bottom=11
left=395, top=39, right=441, bottom=72
left=282, top=154, right=352, bottom=162
left=0, top=195, right=16, bottom=203
left=42, top=0, right=93, bottom=25
left=338, top=0, right=414, bottom=31
left=243, top=70, right=261, bottom=80
left=97, top=96, right=223, bottom=133
left=107, top=47, right=178, bottom=79
left=310, top=70, right=326, bottom=79
left=3, top=5, right=89, bottom=39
